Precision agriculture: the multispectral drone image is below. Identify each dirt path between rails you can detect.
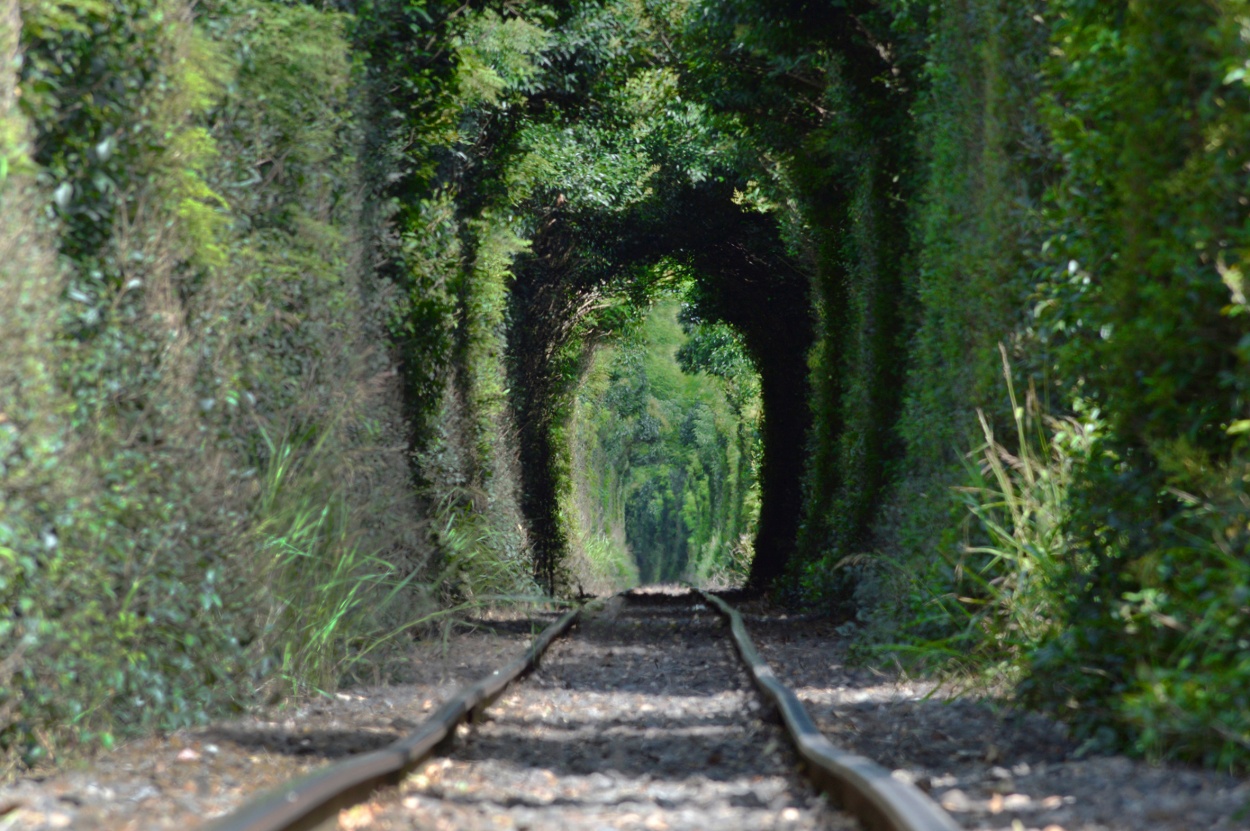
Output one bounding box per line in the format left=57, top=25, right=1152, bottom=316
left=339, top=592, right=855, bottom=831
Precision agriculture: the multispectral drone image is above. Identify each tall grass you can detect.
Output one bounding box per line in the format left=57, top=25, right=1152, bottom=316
left=687, top=532, right=753, bottom=590
left=893, top=351, right=1250, bottom=769
left=428, top=487, right=541, bottom=603
left=906, top=347, right=1095, bottom=683
left=251, top=429, right=403, bottom=694
left=251, top=431, right=546, bottom=698
left=576, top=530, right=639, bottom=594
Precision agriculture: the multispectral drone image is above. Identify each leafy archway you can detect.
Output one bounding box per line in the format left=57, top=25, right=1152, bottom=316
left=506, top=180, right=812, bottom=592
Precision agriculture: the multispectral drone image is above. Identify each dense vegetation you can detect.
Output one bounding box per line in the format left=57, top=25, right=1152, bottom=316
left=3, top=0, right=1249, bottom=775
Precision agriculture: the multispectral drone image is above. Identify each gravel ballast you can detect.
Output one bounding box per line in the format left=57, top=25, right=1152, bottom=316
left=746, top=610, right=1250, bottom=831
left=344, top=591, right=856, bottom=831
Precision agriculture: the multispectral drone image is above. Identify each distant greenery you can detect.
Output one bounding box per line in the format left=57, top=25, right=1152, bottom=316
left=566, top=299, right=760, bottom=591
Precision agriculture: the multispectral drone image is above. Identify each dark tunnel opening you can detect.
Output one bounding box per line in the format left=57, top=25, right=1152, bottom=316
left=508, top=181, right=813, bottom=593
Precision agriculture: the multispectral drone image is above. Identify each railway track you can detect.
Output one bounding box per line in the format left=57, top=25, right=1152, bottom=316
left=200, top=588, right=956, bottom=831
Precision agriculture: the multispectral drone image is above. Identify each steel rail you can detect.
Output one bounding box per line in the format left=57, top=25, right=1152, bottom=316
left=201, top=605, right=582, bottom=831
left=697, top=589, right=961, bottom=831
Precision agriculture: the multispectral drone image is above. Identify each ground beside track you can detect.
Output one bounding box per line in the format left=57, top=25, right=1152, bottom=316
left=0, top=612, right=557, bottom=830
left=743, top=606, right=1250, bottom=831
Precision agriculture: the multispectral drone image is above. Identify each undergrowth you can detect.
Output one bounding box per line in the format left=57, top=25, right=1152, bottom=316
left=429, top=488, right=540, bottom=604
left=895, top=352, right=1093, bottom=682
left=251, top=428, right=421, bottom=697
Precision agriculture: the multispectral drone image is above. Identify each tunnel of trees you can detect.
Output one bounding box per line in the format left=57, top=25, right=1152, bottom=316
left=5, top=0, right=1250, bottom=774
left=509, top=179, right=812, bottom=592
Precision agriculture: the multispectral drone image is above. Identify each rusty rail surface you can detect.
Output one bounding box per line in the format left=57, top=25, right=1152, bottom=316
left=201, top=591, right=960, bottom=831
left=697, top=590, right=961, bottom=831
left=201, top=605, right=582, bottom=831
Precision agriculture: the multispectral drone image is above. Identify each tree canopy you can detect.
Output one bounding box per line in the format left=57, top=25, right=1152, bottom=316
left=5, top=0, right=1250, bottom=774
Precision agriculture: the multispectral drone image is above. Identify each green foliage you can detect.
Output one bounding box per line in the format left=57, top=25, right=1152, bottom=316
left=12, top=0, right=1250, bottom=779
left=253, top=434, right=378, bottom=694
left=899, top=354, right=1098, bottom=679
left=388, top=4, right=555, bottom=596
left=1038, top=1, right=1250, bottom=452
left=1002, top=1, right=1250, bottom=769
left=873, top=0, right=1250, bottom=771
left=1022, top=443, right=1250, bottom=769
left=506, top=120, right=659, bottom=212
left=454, top=9, right=552, bottom=107
left=393, top=192, right=461, bottom=434
left=1110, top=476, right=1250, bottom=769
left=461, top=212, right=529, bottom=470
left=428, top=488, right=540, bottom=604
left=1, top=0, right=437, bottom=769
left=565, top=345, right=638, bottom=595
left=250, top=427, right=426, bottom=696
left=566, top=299, right=761, bottom=588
